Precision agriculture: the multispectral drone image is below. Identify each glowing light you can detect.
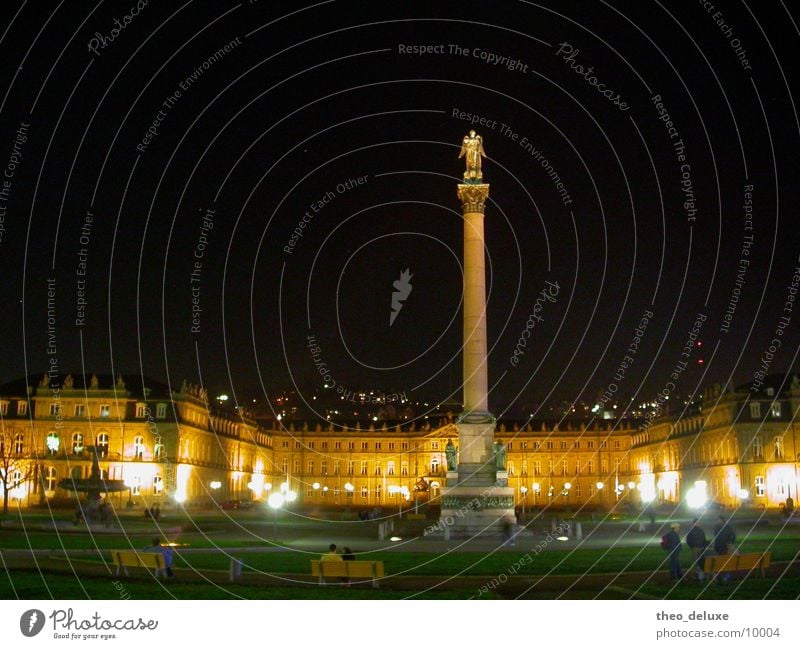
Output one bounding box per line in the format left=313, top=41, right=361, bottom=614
left=737, top=489, right=750, bottom=499
left=312, top=482, right=320, bottom=490
left=322, top=486, right=329, bottom=492
left=285, top=490, right=297, bottom=503
left=217, top=394, right=229, bottom=402
left=627, top=481, right=636, bottom=489
left=596, top=482, right=604, bottom=490
left=520, top=485, right=528, bottom=494
left=267, top=493, right=285, bottom=509
left=430, top=481, right=440, bottom=488
left=686, top=480, right=708, bottom=509
left=344, top=482, right=354, bottom=492
left=265, top=483, right=272, bottom=491
left=276, top=414, right=282, bottom=421
left=280, top=481, right=288, bottom=493
left=210, top=480, right=222, bottom=490
left=389, top=536, right=402, bottom=542
left=532, top=483, right=541, bottom=493
left=564, top=482, right=572, bottom=490
left=556, top=536, right=569, bottom=541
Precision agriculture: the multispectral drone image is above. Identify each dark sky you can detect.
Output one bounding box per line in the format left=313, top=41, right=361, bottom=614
left=1, top=0, right=798, bottom=420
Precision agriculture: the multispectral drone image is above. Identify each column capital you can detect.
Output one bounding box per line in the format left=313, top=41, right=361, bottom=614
left=457, top=183, right=490, bottom=214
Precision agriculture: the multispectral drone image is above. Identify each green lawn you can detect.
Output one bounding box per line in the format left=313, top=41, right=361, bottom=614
left=0, top=570, right=494, bottom=600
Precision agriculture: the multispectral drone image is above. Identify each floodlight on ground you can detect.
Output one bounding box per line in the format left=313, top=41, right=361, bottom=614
left=267, top=493, right=285, bottom=509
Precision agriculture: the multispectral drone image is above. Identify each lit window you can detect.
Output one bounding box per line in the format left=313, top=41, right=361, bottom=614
left=774, top=436, right=784, bottom=460
left=347, top=461, right=354, bottom=475
left=12, top=434, right=23, bottom=455
left=154, top=443, right=164, bottom=460
left=507, top=461, right=515, bottom=476
left=156, top=403, right=167, bottom=418
left=72, top=432, right=83, bottom=454
left=308, top=441, right=315, bottom=449
left=534, top=460, right=541, bottom=476
left=321, top=461, right=328, bottom=475
left=375, top=485, right=381, bottom=500
left=99, top=404, right=110, bottom=417
left=361, top=442, right=368, bottom=450
left=431, top=457, right=440, bottom=473
left=360, top=461, right=368, bottom=475
left=49, top=403, right=60, bottom=416
left=152, top=475, right=163, bottom=495
left=46, top=432, right=60, bottom=455
left=561, top=460, right=568, bottom=475
left=560, top=441, right=568, bottom=449
left=375, top=464, right=381, bottom=476
left=587, top=441, right=594, bottom=449
left=387, top=461, right=395, bottom=475
left=401, top=442, right=409, bottom=450
left=401, top=462, right=408, bottom=476
left=282, top=441, right=289, bottom=449
left=321, top=441, right=328, bottom=450
left=294, top=441, right=301, bottom=449
left=307, top=460, right=314, bottom=474
left=546, top=441, right=554, bottom=450
left=771, top=403, right=782, bottom=418
left=74, top=404, right=85, bottom=417
left=280, top=459, right=288, bottom=474
left=753, top=436, right=763, bottom=459
left=749, top=402, right=761, bottom=419
left=334, top=441, right=341, bottom=450
left=45, top=467, right=57, bottom=492
left=431, top=442, right=439, bottom=450
left=375, top=442, right=381, bottom=450
left=333, top=461, right=340, bottom=475
left=96, top=433, right=109, bottom=457
left=0, top=401, right=9, bottom=416
left=613, top=440, right=620, bottom=449
left=755, top=476, right=765, bottom=497
left=348, top=442, right=355, bottom=451
left=360, top=486, right=368, bottom=499
left=133, top=436, right=145, bottom=459
left=17, top=401, right=27, bottom=416
left=388, top=442, right=395, bottom=450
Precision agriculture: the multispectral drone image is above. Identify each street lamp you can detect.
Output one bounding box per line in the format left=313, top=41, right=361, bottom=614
left=520, top=485, right=528, bottom=516
left=267, top=492, right=285, bottom=541
left=532, top=482, right=540, bottom=508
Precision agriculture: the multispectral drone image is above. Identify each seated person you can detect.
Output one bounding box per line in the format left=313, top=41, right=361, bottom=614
left=320, top=543, right=342, bottom=561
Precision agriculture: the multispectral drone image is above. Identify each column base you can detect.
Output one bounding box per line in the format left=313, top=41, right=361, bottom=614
left=438, top=485, right=515, bottom=539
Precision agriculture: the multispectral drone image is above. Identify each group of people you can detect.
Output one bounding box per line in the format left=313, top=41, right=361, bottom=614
left=320, top=543, right=355, bottom=562
left=661, top=516, right=736, bottom=581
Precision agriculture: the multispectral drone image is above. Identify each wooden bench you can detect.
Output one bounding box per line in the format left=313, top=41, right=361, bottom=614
left=111, top=550, right=167, bottom=578
left=703, top=552, right=771, bottom=578
left=310, top=560, right=385, bottom=588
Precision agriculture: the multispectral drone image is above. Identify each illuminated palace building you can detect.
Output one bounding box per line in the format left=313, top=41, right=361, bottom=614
left=0, top=374, right=798, bottom=511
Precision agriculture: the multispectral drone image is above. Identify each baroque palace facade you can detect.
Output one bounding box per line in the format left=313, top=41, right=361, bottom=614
left=0, top=373, right=798, bottom=512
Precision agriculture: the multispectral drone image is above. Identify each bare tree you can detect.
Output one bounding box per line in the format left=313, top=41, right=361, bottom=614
left=0, top=428, right=34, bottom=515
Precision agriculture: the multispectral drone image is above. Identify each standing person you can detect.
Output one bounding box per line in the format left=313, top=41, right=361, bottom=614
left=713, top=516, right=736, bottom=555
left=320, top=543, right=342, bottom=562
left=148, top=538, right=175, bottom=579
left=662, top=523, right=683, bottom=581
left=713, top=516, right=736, bottom=581
left=685, top=519, right=709, bottom=581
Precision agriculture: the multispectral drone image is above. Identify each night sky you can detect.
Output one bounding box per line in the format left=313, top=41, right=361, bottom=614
left=1, top=1, right=798, bottom=422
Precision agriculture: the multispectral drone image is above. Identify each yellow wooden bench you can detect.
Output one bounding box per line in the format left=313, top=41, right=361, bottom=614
left=111, top=550, right=167, bottom=578
left=703, top=552, right=771, bottom=578
left=310, top=560, right=385, bottom=588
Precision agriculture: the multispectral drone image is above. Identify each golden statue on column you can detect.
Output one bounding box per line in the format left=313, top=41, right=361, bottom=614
left=458, top=129, right=485, bottom=182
